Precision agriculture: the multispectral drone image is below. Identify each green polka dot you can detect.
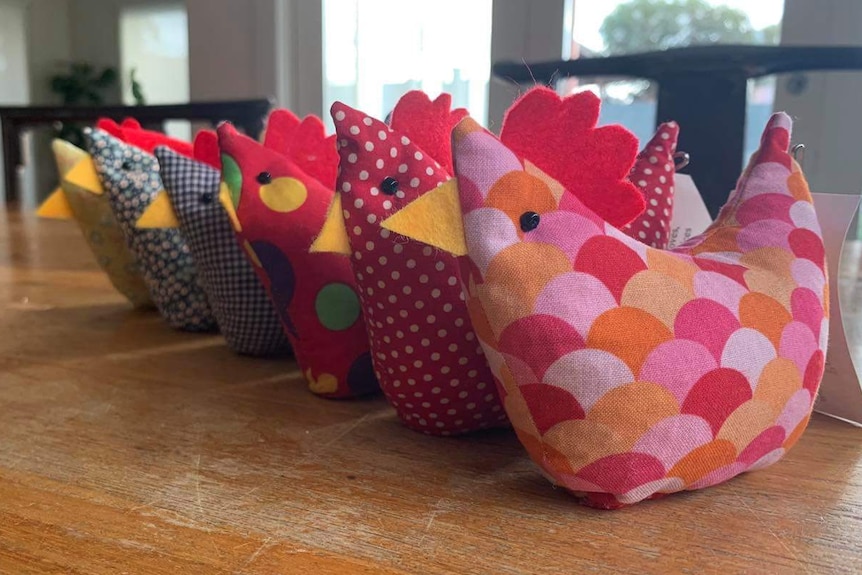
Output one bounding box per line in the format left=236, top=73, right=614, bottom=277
left=315, top=283, right=360, bottom=331
left=221, top=154, right=242, bottom=208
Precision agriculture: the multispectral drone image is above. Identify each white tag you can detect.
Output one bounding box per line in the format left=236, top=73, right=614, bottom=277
left=667, top=174, right=713, bottom=249
left=810, top=192, right=862, bottom=427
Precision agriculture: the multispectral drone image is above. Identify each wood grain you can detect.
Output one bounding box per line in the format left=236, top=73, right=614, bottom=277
left=1, top=207, right=861, bottom=575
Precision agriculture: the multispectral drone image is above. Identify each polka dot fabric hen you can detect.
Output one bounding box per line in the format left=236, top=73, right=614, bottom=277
left=328, top=92, right=506, bottom=435
left=622, top=122, right=679, bottom=249
left=86, top=128, right=216, bottom=332
left=448, top=113, right=827, bottom=508
left=153, top=145, right=291, bottom=356
left=217, top=114, right=378, bottom=398
left=41, top=139, right=153, bottom=308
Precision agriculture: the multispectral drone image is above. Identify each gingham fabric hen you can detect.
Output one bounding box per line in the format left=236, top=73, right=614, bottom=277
left=86, top=128, right=216, bottom=332
left=150, top=146, right=291, bottom=355
left=425, top=112, right=826, bottom=508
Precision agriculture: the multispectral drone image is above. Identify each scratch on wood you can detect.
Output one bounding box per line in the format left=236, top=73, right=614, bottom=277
left=236, top=537, right=274, bottom=572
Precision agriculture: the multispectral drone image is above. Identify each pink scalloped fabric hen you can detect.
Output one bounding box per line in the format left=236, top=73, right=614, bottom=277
left=450, top=112, right=827, bottom=508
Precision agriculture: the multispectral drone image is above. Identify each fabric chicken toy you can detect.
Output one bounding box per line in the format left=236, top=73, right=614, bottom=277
left=414, top=108, right=826, bottom=507
left=319, top=92, right=507, bottom=435
left=622, top=122, right=680, bottom=249
left=37, top=139, right=153, bottom=308
left=500, top=87, right=679, bottom=248
left=217, top=111, right=378, bottom=398
left=134, top=132, right=291, bottom=356
left=85, top=127, right=216, bottom=332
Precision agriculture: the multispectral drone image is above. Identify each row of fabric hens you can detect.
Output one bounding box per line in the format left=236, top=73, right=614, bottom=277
left=38, top=87, right=828, bottom=509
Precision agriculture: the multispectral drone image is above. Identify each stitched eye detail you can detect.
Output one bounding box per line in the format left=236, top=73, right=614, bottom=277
left=200, top=191, right=214, bottom=204
left=380, top=177, right=399, bottom=195
left=256, top=171, right=272, bottom=185
left=519, top=211, right=540, bottom=232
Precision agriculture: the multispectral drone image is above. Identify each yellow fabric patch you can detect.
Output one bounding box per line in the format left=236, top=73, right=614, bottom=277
left=310, top=194, right=351, bottom=255
left=36, top=188, right=74, bottom=219
left=219, top=182, right=242, bottom=232
left=306, top=369, right=339, bottom=395
left=380, top=179, right=467, bottom=256
left=136, top=190, right=180, bottom=229
left=260, top=177, right=308, bottom=213
left=65, top=155, right=103, bottom=195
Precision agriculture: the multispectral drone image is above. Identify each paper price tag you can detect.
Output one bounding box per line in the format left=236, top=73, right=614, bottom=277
left=667, top=174, right=713, bottom=249
left=810, top=193, right=862, bottom=427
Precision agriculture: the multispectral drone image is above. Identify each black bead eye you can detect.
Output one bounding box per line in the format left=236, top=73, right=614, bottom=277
left=519, top=211, right=540, bottom=232
left=121, top=160, right=133, bottom=171
left=256, top=171, right=272, bottom=184
left=380, top=176, right=399, bottom=195
left=200, top=191, right=214, bottom=205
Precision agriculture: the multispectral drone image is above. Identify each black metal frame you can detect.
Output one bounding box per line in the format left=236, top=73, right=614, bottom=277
left=494, top=45, right=862, bottom=217
left=1, top=99, right=272, bottom=204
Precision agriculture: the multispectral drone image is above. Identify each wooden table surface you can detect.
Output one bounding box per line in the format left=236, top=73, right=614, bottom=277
left=1, top=207, right=861, bottom=575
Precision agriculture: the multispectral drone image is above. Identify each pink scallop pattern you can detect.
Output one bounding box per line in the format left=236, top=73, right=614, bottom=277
left=451, top=112, right=828, bottom=508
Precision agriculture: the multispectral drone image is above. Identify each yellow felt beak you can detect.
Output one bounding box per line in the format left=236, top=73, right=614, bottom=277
left=218, top=182, right=242, bottom=232
left=380, top=179, right=468, bottom=256
left=136, top=189, right=179, bottom=229
left=36, top=187, right=74, bottom=219
left=65, top=156, right=103, bottom=195
left=310, top=194, right=351, bottom=255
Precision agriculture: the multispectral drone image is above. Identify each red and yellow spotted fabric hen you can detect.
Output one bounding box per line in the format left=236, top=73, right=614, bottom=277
left=318, top=92, right=506, bottom=434
left=417, top=110, right=826, bottom=507
left=217, top=111, right=378, bottom=398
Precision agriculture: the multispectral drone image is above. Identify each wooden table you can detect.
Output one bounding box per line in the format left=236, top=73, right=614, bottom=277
left=1, top=208, right=861, bottom=574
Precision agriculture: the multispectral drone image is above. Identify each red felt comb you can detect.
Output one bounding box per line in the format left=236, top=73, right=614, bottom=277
left=96, top=116, right=194, bottom=158
left=262, top=109, right=339, bottom=189
left=388, top=91, right=468, bottom=176
left=499, top=87, right=644, bottom=227
left=193, top=130, right=221, bottom=170
left=96, top=118, right=125, bottom=139
left=263, top=109, right=301, bottom=155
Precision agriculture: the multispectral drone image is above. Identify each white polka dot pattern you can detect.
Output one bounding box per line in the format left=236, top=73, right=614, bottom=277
left=332, top=101, right=506, bottom=436
left=622, top=122, right=679, bottom=249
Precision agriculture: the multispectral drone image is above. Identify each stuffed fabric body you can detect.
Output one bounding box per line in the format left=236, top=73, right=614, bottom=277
left=328, top=93, right=506, bottom=435
left=448, top=113, right=827, bottom=507
left=622, top=122, right=679, bottom=249
left=44, top=139, right=152, bottom=308
left=217, top=118, right=378, bottom=398
left=86, top=129, right=216, bottom=332
left=153, top=146, right=291, bottom=355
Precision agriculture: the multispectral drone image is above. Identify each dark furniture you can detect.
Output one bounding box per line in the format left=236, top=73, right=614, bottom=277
left=494, top=45, right=862, bottom=217
left=0, top=99, right=272, bottom=204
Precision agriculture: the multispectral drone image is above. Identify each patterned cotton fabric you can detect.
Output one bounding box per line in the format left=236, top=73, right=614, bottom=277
left=330, top=94, right=506, bottom=435
left=86, top=129, right=216, bottom=332
left=49, top=139, right=153, bottom=308
left=622, top=122, right=679, bottom=249
left=155, top=146, right=291, bottom=355
left=217, top=118, right=378, bottom=399
left=448, top=113, right=827, bottom=507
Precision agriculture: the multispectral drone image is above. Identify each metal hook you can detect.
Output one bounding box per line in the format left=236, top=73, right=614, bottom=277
left=673, top=151, right=690, bottom=171
left=792, top=144, right=806, bottom=166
